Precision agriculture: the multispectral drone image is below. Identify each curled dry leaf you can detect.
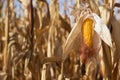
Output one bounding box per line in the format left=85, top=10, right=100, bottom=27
left=92, top=13, right=112, bottom=47
left=62, top=15, right=82, bottom=61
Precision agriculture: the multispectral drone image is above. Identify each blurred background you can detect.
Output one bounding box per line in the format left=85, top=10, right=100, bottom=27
left=0, top=0, right=120, bottom=80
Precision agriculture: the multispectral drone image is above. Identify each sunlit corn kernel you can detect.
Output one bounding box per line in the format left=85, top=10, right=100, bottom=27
left=82, top=18, right=94, bottom=47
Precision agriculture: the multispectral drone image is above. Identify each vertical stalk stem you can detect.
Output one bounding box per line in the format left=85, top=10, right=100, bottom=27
left=3, top=0, right=9, bottom=71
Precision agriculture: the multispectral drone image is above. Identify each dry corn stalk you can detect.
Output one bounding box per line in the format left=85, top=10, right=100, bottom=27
left=3, top=0, right=9, bottom=72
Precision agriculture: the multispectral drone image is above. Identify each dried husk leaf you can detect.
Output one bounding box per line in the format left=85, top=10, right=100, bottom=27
left=62, top=15, right=82, bottom=61
left=92, top=13, right=112, bottom=47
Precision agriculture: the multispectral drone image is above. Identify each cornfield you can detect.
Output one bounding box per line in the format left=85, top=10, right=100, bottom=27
left=0, top=0, right=120, bottom=80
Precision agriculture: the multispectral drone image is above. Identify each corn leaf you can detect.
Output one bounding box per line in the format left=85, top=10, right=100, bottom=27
left=92, top=13, right=112, bottom=47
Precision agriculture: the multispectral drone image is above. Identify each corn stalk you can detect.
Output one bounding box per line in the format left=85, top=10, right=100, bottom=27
left=3, top=0, right=10, bottom=72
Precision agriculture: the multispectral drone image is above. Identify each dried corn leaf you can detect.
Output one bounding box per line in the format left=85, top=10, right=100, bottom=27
left=62, top=16, right=82, bottom=61
left=92, top=13, right=112, bottom=47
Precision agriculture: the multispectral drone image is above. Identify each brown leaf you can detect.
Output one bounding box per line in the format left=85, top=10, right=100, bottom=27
left=62, top=16, right=82, bottom=61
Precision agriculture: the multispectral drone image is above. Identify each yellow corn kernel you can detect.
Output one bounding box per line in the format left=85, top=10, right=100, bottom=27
left=82, top=18, right=94, bottom=47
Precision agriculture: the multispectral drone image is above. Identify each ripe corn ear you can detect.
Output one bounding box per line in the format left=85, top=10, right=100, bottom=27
left=82, top=18, right=94, bottom=48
